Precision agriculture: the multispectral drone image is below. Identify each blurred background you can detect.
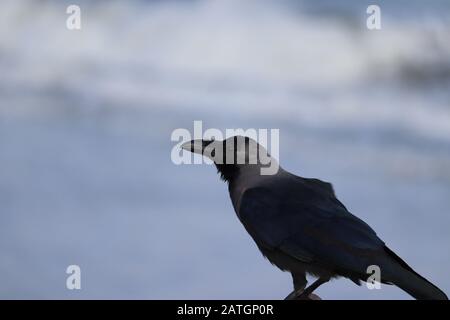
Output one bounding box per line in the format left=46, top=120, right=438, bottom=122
left=0, top=0, right=449, bottom=299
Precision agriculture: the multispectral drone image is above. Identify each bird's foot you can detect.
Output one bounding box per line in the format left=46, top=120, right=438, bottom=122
left=285, top=290, right=321, bottom=300
left=296, top=291, right=321, bottom=300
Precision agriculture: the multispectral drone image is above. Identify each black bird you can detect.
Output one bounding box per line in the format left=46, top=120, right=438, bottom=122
left=181, top=136, right=448, bottom=300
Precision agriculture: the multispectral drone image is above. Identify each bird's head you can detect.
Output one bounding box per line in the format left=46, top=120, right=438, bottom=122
left=181, top=135, right=279, bottom=181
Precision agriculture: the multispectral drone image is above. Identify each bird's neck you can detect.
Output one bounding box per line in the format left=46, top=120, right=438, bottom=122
left=215, top=163, right=240, bottom=183
left=215, top=158, right=281, bottom=183
left=224, top=164, right=284, bottom=216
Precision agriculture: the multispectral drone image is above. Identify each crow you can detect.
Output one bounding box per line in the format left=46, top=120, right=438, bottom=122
left=181, top=135, right=448, bottom=300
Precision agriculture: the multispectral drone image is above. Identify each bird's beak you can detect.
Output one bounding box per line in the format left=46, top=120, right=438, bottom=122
left=181, top=139, right=214, bottom=155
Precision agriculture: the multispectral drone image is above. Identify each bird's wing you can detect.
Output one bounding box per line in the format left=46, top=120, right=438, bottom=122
left=238, top=180, right=386, bottom=277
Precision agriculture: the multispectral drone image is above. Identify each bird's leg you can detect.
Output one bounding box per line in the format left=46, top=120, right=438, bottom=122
left=285, top=273, right=307, bottom=300
left=297, top=277, right=329, bottom=299
left=284, top=290, right=300, bottom=300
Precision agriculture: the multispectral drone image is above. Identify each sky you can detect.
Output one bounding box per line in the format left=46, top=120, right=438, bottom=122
left=0, top=0, right=449, bottom=299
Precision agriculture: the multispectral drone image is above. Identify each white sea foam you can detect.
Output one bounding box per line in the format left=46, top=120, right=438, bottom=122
left=1, top=0, right=449, bottom=137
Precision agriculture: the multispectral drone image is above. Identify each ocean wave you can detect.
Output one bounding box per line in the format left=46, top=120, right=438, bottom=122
left=1, top=0, right=449, bottom=140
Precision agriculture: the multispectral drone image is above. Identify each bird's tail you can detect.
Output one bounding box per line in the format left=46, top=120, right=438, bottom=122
left=383, top=246, right=448, bottom=300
